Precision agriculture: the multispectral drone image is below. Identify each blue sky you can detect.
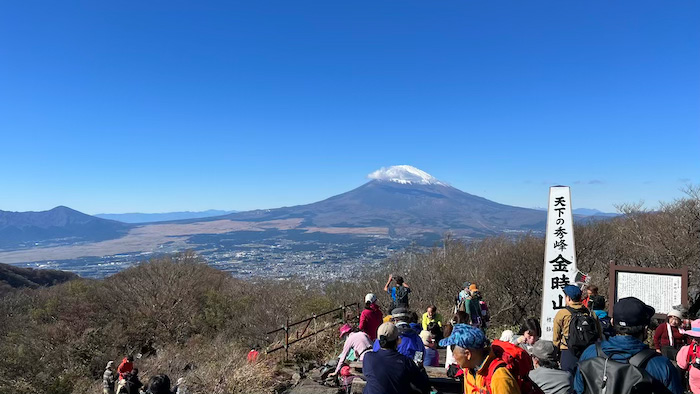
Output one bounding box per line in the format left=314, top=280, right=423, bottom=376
left=1, top=0, right=698, bottom=214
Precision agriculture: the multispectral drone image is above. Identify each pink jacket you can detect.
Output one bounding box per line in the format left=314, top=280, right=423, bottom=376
left=359, top=303, right=383, bottom=341
left=677, top=342, right=700, bottom=394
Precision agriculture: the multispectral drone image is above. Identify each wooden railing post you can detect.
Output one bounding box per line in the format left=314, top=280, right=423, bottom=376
left=284, top=316, right=290, bottom=361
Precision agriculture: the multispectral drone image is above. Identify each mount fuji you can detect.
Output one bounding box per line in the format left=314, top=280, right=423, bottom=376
left=218, top=165, right=546, bottom=237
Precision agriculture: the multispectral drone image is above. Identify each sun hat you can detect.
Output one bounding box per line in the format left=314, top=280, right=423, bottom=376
left=667, top=309, right=683, bottom=319
left=681, top=319, right=700, bottom=338
left=377, top=322, right=399, bottom=342
left=364, top=293, right=377, bottom=303
left=339, top=323, right=352, bottom=338
left=419, top=330, right=433, bottom=346
left=439, top=323, right=487, bottom=349
left=469, top=284, right=479, bottom=292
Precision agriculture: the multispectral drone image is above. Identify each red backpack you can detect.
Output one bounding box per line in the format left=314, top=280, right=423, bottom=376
left=486, top=339, right=544, bottom=394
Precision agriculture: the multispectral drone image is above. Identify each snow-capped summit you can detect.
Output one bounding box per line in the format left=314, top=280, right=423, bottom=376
left=367, top=165, right=447, bottom=186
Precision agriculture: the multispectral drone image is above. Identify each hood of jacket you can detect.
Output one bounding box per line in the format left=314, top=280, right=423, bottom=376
left=600, top=335, right=649, bottom=362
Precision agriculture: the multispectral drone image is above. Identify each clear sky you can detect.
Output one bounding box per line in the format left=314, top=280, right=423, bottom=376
left=1, top=1, right=698, bottom=214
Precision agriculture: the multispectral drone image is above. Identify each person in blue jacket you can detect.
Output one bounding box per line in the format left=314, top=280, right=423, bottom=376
left=372, top=308, right=424, bottom=360
left=574, top=297, right=684, bottom=394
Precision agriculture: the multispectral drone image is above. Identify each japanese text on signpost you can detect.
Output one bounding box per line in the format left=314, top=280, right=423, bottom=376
left=540, top=186, right=577, bottom=341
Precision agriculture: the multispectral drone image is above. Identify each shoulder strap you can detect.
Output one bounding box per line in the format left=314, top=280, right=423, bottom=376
left=485, top=360, right=507, bottom=394
left=629, top=348, right=658, bottom=369
left=595, top=343, right=606, bottom=358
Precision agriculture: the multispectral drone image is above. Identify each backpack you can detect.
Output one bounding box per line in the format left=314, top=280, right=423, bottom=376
left=578, top=343, right=660, bottom=394
left=566, top=306, right=600, bottom=358
left=489, top=339, right=544, bottom=394
left=394, top=286, right=409, bottom=308
left=686, top=341, right=700, bottom=370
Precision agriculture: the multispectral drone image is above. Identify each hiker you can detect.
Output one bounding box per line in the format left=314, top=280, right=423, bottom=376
left=330, top=323, right=373, bottom=377
left=421, top=305, right=443, bottom=331
left=247, top=345, right=260, bottom=363
left=359, top=293, right=383, bottom=341
left=372, top=307, right=425, bottom=360
left=362, top=322, right=431, bottom=394
left=455, top=282, right=482, bottom=327
left=582, top=285, right=600, bottom=309
left=529, top=340, right=570, bottom=394
left=471, top=284, right=491, bottom=328
left=384, top=274, right=411, bottom=309
left=676, top=319, right=700, bottom=394
left=574, top=297, right=684, bottom=394
left=146, top=374, right=172, bottom=394
left=444, top=311, right=470, bottom=373
left=514, top=318, right=541, bottom=353
left=654, top=309, right=687, bottom=358
left=588, top=295, right=614, bottom=339
left=552, top=285, right=601, bottom=378
left=439, top=323, right=521, bottom=394
left=121, top=369, right=143, bottom=394
left=103, top=361, right=116, bottom=394
left=117, top=355, right=134, bottom=380
left=419, top=330, right=440, bottom=367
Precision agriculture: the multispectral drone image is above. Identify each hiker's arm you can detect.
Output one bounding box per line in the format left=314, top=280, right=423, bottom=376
left=384, top=275, right=393, bottom=292
left=402, top=282, right=410, bottom=288
left=333, top=338, right=353, bottom=375
left=552, top=312, right=562, bottom=347
left=653, top=324, right=664, bottom=351
left=676, top=345, right=690, bottom=370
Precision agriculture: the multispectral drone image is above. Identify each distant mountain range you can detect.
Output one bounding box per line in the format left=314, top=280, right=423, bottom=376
left=0, top=166, right=618, bottom=264
left=0, top=206, right=130, bottom=250
left=95, top=210, right=237, bottom=223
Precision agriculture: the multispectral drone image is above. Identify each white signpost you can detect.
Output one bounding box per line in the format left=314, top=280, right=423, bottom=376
left=540, top=186, right=577, bottom=341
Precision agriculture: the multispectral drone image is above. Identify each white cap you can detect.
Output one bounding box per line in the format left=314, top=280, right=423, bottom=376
left=668, top=309, right=683, bottom=319
left=365, top=293, right=377, bottom=303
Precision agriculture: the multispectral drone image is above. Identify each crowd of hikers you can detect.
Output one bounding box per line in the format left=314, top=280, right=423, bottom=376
left=102, top=355, right=186, bottom=394
left=328, top=274, right=700, bottom=394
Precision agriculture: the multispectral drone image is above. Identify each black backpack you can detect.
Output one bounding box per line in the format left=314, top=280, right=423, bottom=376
left=567, top=306, right=600, bottom=357
left=578, top=344, right=660, bottom=394
left=394, top=286, right=409, bottom=308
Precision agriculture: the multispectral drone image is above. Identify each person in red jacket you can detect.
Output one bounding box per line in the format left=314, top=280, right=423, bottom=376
left=654, top=309, right=686, bottom=357
left=117, top=355, right=134, bottom=380
left=359, top=293, right=383, bottom=341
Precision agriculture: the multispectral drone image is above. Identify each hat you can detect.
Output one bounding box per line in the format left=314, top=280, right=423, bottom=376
left=613, top=297, right=655, bottom=327
left=439, top=323, right=487, bottom=349
left=681, top=319, right=700, bottom=338
left=531, top=340, right=558, bottom=362
left=365, top=293, right=377, bottom=304
left=339, top=323, right=352, bottom=338
left=339, top=365, right=352, bottom=377
left=563, top=285, right=582, bottom=300
left=377, top=322, right=399, bottom=342
left=469, top=284, right=479, bottom=292
left=391, top=307, right=411, bottom=321
left=499, top=330, right=515, bottom=342
left=462, top=281, right=471, bottom=289
left=419, top=330, right=433, bottom=346
left=667, top=309, right=683, bottom=319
